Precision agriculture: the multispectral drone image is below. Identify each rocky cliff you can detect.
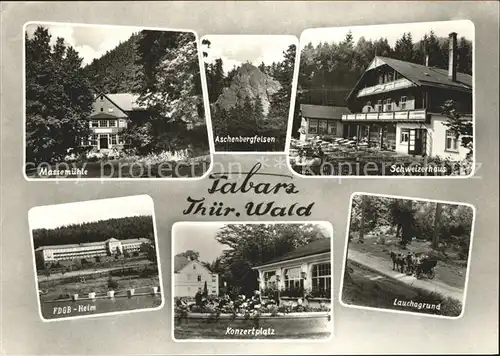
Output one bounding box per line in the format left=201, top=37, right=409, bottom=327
left=214, top=63, right=281, bottom=117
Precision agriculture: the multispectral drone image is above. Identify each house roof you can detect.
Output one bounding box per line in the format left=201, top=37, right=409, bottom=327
left=105, top=93, right=144, bottom=111
left=255, top=238, right=331, bottom=267
left=174, top=255, right=214, bottom=274
left=300, top=104, right=351, bottom=119
left=378, top=56, right=472, bottom=90
left=89, top=112, right=122, bottom=120
left=347, top=56, right=472, bottom=101
left=174, top=255, right=191, bottom=272
left=121, top=238, right=151, bottom=244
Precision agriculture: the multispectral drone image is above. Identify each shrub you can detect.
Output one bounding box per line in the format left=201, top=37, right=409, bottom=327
left=107, top=278, right=119, bottom=290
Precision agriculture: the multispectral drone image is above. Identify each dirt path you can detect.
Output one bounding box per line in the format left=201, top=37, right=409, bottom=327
left=347, top=249, right=465, bottom=302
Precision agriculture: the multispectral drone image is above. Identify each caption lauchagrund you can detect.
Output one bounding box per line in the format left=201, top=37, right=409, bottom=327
left=393, top=298, right=442, bottom=311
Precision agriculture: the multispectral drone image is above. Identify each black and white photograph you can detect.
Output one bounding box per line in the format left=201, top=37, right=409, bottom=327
left=288, top=20, right=474, bottom=177
left=201, top=35, right=297, bottom=152
left=172, top=222, right=333, bottom=340
left=29, top=195, right=163, bottom=321
left=24, top=22, right=212, bottom=179
left=340, top=193, right=475, bottom=318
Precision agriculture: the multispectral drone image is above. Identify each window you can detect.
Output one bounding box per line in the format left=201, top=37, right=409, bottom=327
left=366, top=106, right=372, bottom=113
left=327, top=122, right=337, bottom=135
left=318, top=120, right=327, bottom=134
left=100, top=107, right=104, bottom=112
left=308, top=119, right=318, bottom=134
left=117, top=135, right=124, bottom=144
left=197, top=275, right=201, bottom=282
left=445, top=130, right=459, bottom=151
left=384, top=99, right=392, bottom=112
left=400, top=129, right=410, bottom=143
left=109, top=120, right=116, bottom=127
left=284, top=267, right=303, bottom=291
left=111, top=134, right=117, bottom=145
left=91, top=120, right=98, bottom=128
left=90, top=134, right=98, bottom=147
left=99, top=95, right=104, bottom=101
left=375, top=100, right=382, bottom=112
left=193, top=265, right=196, bottom=270
left=312, top=263, right=331, bottom=295
left=99, top=120, right=108, bottom=128
left=400, top=96, right=407, bottom=110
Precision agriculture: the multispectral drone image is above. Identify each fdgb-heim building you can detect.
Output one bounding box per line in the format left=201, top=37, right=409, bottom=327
left=35, top=237, right=150, bottom=265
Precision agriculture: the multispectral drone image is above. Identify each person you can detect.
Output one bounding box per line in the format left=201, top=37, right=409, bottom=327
left=405, top=252, right=414, bottom=274
left=194, top=288, right=203, bottom=307
left=397, top=253, right=406, bottom=273
left=249, top=290, right=262, bottom=308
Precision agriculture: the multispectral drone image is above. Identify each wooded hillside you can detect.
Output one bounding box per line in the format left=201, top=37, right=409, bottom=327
left=32, top=215, right=155, bottom=248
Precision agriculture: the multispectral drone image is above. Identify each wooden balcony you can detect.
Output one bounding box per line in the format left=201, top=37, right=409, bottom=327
left=341, top=109, right=427, bottom=122
left=357, top=78, right=415, bottom=98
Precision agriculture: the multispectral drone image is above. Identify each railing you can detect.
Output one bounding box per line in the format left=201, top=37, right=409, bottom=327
left=342, top=109, right=427, bottom=122
left=357, top=78, right=415, bottom=97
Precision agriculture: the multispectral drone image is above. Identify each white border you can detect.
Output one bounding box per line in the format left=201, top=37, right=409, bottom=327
left=200, top=34, right=299, bottom=155
left=170, top=220, right=334, bottom=343
left=338, top=192, right=476, bottom=320
left=27, top=194, right=165, bottom=322
left=22, top=21, right=215, bottom=181
left=285, top=19, right=476, bottom=179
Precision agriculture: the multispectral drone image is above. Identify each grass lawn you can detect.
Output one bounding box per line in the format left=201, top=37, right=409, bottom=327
left=342, top=260, right=462, bottom=317
left=350, top=235, right=468, bottom=289
left=39, top=274, right=160, bottom=301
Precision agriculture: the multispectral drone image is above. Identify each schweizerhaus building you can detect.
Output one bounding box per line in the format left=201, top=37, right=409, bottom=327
left=35, top=237, right=151, bottom=264
left=341, top=32, right=472, bottom=159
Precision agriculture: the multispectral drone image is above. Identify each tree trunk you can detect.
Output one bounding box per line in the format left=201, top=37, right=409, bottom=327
left=359, top=202, right=366, bottom=242
left=432, top=203, right=443, bottom=249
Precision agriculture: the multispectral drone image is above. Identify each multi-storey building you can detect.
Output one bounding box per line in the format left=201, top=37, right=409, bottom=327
left=85, top=93, right=148, bottom=152
left=341, top=32, right=472, bottom=159
left=34, top=237, right=151, bottom=264
left=173, top=255, right=219, bottom=297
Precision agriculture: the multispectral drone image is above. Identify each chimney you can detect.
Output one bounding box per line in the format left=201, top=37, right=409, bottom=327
left=425, top=54, right=429, bottom=67
left=448, top=32, right=458, bottom=81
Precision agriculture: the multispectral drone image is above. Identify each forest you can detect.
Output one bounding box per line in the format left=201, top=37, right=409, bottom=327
left=204, top=44, right=296, bottom=151
left=349, top=195, right=474, bottom=260
left=183, top=224, right=330, bottom=296
left=25, top=26, right=209, bottom=164
left=32, top=215, right=155, bottom=248
left=292, top=30, right=473, bottom=137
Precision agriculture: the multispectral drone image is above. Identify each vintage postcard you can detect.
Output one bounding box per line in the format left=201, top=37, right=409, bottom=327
left=288, top=20, right=474, bottom=177
left=340, top=193, right=475, bottom=318
left=28, top=195, right=163, bottom=321
left=172, top=221, right=333, bottom=340
left=201, top=35, right=298, bottom=153
left=23, top=21, right=212, bottom=180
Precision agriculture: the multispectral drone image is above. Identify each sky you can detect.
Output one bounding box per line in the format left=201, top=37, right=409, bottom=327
left=201, top=35, right=298, bottom=74
left=300, top=20, right=474, bottom=49
left=25, top=22, right=141, bottom=66
left=173, top=222, right=332, bottom=263
left=29, top=195, right=154, bottom=230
